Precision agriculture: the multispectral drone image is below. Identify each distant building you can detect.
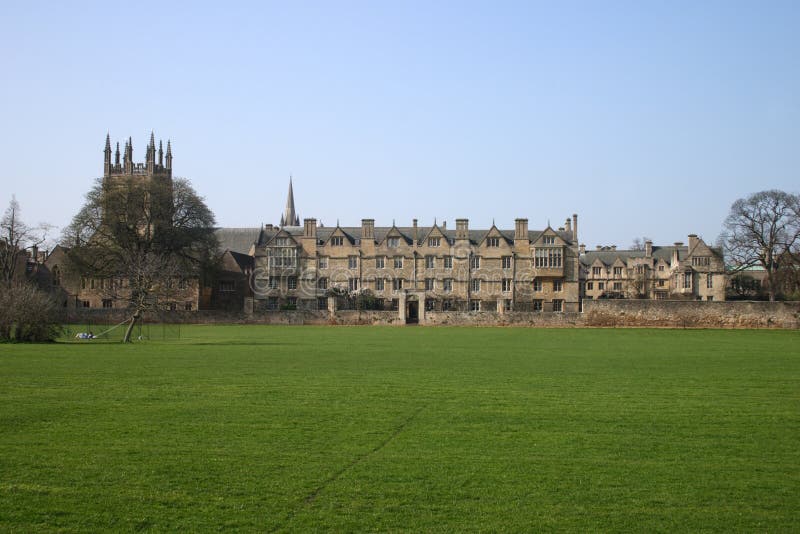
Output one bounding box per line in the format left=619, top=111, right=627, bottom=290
left=44, top=134, right=198, bottom=311
left=579, top=236, right=726, bottom=301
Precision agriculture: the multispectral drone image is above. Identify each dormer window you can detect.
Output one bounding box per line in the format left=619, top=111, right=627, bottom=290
left=428, top=237, right=440, bottom=247
left=330, top=236, right=344, bottom=246
left=388, top=237, right=400, bottom=248
left=487, top=237, right=500, bottom=247
left=275, top=237, right=290, bottom=246
left=543, top=236, right=556, bottom=245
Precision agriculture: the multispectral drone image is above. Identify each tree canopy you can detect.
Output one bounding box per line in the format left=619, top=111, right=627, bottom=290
left=64, top=176, right=217, bottom=341
left=720, top=189, right=800, bottom=301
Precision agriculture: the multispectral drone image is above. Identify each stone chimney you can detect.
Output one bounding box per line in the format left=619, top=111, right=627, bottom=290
left=564, top=217, right=572, bottom=235
left=456, top=218, right=469, bottom=240
left=303, top=218, right=316, bottom=238
left=514, top=218, right=529, bottom=242
left=572, top=214, right=578, bottom=241
left=579, top=243, right=586, bottom=255
left=672, top=243, right=683, bottom=266
left=687, top=234, right=699, bottom=253
left=412, top=219, right=418, bottom=244
left=361, top=219, right=374, bottom=240
left=596, top=245, right=602, bottom=251
left=645, top=240, right=653, bottom=258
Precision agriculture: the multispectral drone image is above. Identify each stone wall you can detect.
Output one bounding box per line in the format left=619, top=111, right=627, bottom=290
left=582, top=300, right=800, bottom=329
left=425, top=311, right=582, bottom=327
left=328, top=311, right=405, bottom=326
left=63, top=301, right=800, bottom=329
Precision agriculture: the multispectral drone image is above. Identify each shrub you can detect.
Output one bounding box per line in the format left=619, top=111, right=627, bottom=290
left=0, top=284, right=62, bottom=342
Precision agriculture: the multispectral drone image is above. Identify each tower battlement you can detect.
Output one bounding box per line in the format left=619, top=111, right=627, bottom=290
left=103, top=132, right=172, bottom=179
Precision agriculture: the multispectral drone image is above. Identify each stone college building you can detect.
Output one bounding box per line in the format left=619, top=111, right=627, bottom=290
left=42, top=134, right=727, bottom=322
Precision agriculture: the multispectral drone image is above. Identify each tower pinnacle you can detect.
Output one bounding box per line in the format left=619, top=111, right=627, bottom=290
left=104, top=133, right=112, bottom=175
left=165, top=140, right=172, bottom=170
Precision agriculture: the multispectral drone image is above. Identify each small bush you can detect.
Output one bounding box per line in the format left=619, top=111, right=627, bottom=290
left=0, top=284, right=62, bottom=342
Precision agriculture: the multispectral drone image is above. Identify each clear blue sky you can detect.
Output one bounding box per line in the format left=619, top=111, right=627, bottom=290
left=1, top=0, right=798, bottom=249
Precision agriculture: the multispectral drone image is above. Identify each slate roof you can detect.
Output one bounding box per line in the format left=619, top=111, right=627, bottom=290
left=214, top=228, right=260, bottom=255
left=256, top=225, right=575, bottom=247
left=580, top=244, right=723, bottom=267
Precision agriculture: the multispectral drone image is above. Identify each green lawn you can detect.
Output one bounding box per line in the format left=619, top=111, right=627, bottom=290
left=1, top=326, right=799, bottom=532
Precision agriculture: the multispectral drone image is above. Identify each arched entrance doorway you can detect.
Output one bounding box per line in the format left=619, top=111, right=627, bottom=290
left=406, top=295, right=419, bottom=324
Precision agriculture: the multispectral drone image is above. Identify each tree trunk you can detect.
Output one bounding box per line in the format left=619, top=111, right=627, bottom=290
left=767, top=270, right=776, bottom=301
left=122, top=310, right=141, bottom=343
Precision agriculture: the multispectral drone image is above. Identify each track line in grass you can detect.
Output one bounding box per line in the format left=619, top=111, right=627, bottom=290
left=273, top=404, right=427, bottom=531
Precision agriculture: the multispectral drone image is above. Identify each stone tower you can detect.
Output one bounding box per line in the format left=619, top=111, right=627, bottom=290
left=104, top=132, right=172, bottom=181
left=102, top=132, right=174, bottom=232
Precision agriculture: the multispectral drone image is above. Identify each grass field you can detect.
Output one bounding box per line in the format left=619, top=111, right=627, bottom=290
left=1, top=326, right=799, bottom=532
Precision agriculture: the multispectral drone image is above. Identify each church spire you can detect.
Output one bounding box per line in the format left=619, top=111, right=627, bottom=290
left=281, top=176, right=299, bottom=226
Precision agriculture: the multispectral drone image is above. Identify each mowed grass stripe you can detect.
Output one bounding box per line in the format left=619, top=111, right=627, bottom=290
left=0, top=326, right=798, bottom=531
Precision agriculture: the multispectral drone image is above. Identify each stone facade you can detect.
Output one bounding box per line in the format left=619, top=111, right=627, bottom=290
left=251, top=214, right=582, bottom=320
left=579, top=235, right=726, bottom=302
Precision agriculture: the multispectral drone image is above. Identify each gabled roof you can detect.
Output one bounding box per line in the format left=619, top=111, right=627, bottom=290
left=254, top=224, right=576, bottom=247
left=220, top=249, right=253, bottom=273
left=215, top=228, right=260, bottom=255
left=261, top=228, right=302, bottom=247
left=580, top=245, right=690, bottom=267
left=317, top=226, right=359, bottom=246
left=420, top=224, right=448, bottom=244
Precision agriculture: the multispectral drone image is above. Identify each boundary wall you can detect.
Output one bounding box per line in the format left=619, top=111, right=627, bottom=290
left=64, top=300, right=800, bottom=329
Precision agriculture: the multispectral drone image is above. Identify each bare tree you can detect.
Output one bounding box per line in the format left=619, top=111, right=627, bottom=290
left=720, top=190, right=800, bottom=301
left=0, top=283, right=62, bottom=341
left=627, top=266, right=648, bottom=298
left=630, top=237, right=652, bottom=251
left=64, top=176, right=217, bottom=342
left=0, top=196, right=52, bottom=288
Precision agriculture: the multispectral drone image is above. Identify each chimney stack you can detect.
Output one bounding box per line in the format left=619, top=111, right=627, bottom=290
left=412, top=219, right=418, bottom=244
left=687, top=234, right=699, bottom=252
left=361, top=218, right=374, bottom=240
left=304, top=218, right=317, bottom=238
left=456, top=219, right=469, bottom=240
left=579, top=244, right=586, bottom=255
left=572, top=214, right=578, bottom=241
left=645, top=240, right=653, bottom=258
left=672, top=243, right=682, bottom=266
left=564, top=217, right=572, bottom=235
left=514, top=218, right=529, bottom=242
